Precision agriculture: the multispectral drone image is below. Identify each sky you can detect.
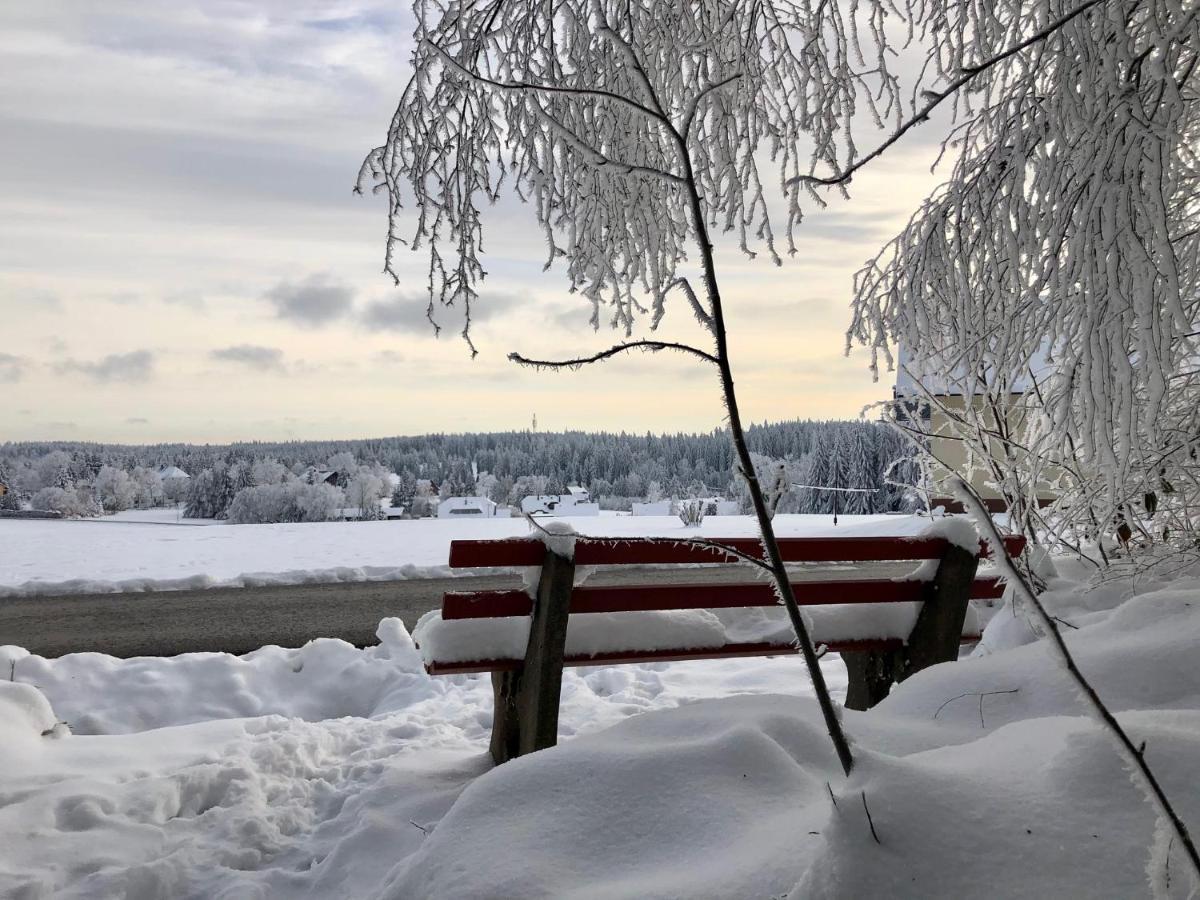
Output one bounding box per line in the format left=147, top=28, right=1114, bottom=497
left=1, top=1, right=949, bottom=444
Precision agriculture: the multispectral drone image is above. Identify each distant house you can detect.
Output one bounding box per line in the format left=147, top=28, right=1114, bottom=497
left=157, top=466, right=190, bottom=481
left=340, top=500, right=406, bottom=521
left=303, top=467, right=343, bottom=488
left=438, top=496, right=501, bottom=518
left=520, top=487, right=600, bottom=517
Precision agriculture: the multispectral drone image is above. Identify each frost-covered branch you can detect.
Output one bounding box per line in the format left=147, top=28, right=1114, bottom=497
left=847, top=0, right=1200, bottom=557
left=788, top=0, right=1110, bottom=188
left=361, top=0, right=917, bottom=341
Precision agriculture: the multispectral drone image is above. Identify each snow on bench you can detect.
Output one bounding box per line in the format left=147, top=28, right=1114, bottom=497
left=415, top=530, right=1025, bottom=763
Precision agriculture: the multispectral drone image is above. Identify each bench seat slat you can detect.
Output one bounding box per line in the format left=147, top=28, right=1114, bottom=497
left=442, top=576, right=1006, bottom=619
left=447, top=535, right=1026, bottom=568
left=424, top=634, right=982, bottom=675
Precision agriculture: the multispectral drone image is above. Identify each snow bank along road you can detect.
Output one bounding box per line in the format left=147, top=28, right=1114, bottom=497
left=0, top=563, right=911, bottom=657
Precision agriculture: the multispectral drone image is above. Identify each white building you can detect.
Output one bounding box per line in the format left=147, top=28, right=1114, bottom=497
left=157, top=466, right=190, bottom=481
left=438, top=496, right=501, bottom=518
left=894, top=342, right=1059, bottom=511
left=520, top=489, right=600, bottom=517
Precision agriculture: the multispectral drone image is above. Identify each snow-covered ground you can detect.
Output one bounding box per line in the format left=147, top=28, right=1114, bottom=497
left=3, top=552, right=1199, bottom=898
left=0, top=513, right=925, bottom=596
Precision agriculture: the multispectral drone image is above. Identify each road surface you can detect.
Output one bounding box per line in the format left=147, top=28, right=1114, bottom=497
left=0, top=563, right=909, bottom=658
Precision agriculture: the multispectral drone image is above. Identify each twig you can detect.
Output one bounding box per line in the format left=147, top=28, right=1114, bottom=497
left=933, top=688, right=1020, bottom=728
left=408, top=819, right=429, bottom=835
left=826, top=782, right=838, bottom=809
left=861, top=791, right=881, bottom=844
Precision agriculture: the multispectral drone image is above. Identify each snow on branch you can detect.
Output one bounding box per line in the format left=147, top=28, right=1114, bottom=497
left=360, top=0, right=917, bottom=344
left=846, top=0, right=1200, bottom=552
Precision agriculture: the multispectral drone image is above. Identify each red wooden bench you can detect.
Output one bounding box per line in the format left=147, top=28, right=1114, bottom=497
left=416, top=532, right=1025, bottom=764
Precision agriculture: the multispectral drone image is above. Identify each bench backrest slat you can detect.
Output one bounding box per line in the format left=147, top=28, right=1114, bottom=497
left=442, top=575, right=1006, bottom=619
left=448, top=534, right=1026, bottom=568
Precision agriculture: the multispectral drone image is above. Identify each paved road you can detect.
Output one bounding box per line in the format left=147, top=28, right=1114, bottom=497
left=0, top=563, right=909, bottom=658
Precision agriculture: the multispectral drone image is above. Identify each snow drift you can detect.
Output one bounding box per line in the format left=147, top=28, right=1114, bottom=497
left=2, top=559, right=1198, bottom=898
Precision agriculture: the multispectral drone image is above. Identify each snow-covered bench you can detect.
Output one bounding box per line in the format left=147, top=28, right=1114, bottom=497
left=415, top=532, right=1025, bottom=764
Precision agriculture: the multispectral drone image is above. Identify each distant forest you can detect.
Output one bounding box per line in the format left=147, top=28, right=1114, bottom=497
left=1, top=419, right=920, bottom=517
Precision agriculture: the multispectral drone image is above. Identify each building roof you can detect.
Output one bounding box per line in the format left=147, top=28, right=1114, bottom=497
left=893, top=341, right=1056, bottom=399
left=158, top=466, right=190, bottom=479
left=439, top=496, right=496, bottom=508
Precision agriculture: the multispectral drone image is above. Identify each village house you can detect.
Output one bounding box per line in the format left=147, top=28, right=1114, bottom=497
left=437, top=496, right=504, bottom=518
left=520, top=486, right=600, bottom=517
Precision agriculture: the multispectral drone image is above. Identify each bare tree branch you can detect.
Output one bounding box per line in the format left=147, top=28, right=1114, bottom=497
left=508, top=340, right=718, bottom=369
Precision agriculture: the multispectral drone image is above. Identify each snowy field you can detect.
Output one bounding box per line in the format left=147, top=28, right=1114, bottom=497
left=0, top=512, right=927, bottom=597
left=3, top=553, right=1199, bottom=898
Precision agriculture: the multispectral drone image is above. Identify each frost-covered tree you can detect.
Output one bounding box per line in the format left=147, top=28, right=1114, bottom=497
left=225, top=481, right=346, bottom=524
left=185, top=463, right=234, bottom=519
left=129, top=467, right=165, bottom=509
left=35, top=450, right=73, bottom=491
left=361, top=0, right=1200, bottom=785
left=391, top=471, right=418, bottom=512
left=163, top=475, right=189, bottom=504
left=346, top=471, right=386, bottom=520
left=361, top=0, right=951, bottom=773
left=843, top=0, right=1200, bottom=559
left=31, top=485, right=100, bottom=518
left=251, top=457, right=288, bottom=487
left=93, top=465, right=137, bottom=514
left=0, top=458, right=21, bottom=510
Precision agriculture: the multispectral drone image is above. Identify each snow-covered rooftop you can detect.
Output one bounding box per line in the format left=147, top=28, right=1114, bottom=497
left=893, top=342, right=1057, bottom=398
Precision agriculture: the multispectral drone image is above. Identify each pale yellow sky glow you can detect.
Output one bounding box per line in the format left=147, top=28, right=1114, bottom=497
left=2, top=3, right=947, bottom=443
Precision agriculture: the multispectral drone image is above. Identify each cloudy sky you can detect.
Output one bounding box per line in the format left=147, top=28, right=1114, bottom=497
left=2, top=2, right=946, bottom=443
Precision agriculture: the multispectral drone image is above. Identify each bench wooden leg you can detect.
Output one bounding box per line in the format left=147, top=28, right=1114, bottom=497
left=843, top=649, right=895, bottom=711
left=488, top=548, right=575, bottom=765
left=896, top=543, right=979, bottom=683
left=840, top=543, right=980, bottom=711
left=489, top=670, right=522, bottom=764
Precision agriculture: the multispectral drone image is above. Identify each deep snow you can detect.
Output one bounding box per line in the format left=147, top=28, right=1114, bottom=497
left=3, top=555, right=1198, bottom=898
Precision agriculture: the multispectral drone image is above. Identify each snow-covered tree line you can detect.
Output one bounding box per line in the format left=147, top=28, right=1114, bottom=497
left=0, top=449, right=187, bottom=517
left=184, top=457, right=393, bottom=523
left=1, top=420, right=916, bottom=519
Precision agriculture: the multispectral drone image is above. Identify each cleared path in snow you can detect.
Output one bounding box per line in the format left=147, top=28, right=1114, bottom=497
left=0, top=563, right=913, bottom=658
